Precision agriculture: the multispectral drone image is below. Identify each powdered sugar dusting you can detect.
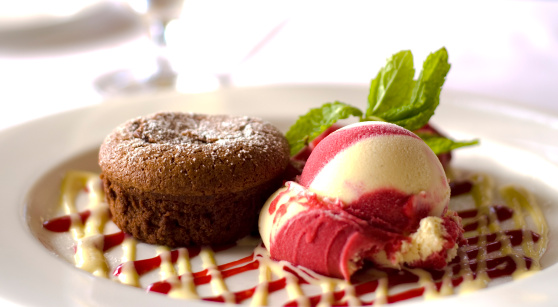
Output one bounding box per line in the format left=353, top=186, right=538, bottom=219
left=111, top=113, right=277, bottom=162
left=99, top=112, right=290, bottom=195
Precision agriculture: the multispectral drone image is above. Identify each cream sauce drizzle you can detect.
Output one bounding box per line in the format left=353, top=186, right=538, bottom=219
left=170, top=248, right=199, bottom=299
left=200, top=247, right=236, bottom=304
left=118, top=237, right=140, bottom=287
left=500, top=185, right=549, bottom=278
left=48, top=171, right=550, bottom=306
left=59, top=171, right=110, bottom=277
left=459, top=173, right=493, bottom=292
left=251, top=253, right=271, bottom=307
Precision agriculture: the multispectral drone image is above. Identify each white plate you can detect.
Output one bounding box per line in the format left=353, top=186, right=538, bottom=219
left=1, top=85, right=558, bottom=307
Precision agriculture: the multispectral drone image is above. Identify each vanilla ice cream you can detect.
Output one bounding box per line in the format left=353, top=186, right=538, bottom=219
left=259, top=121, right=464, bottom=280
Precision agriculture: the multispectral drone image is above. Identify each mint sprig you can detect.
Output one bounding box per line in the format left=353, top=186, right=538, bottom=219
left=416, top=133, right=479, bottom=155
left=285, top=47, right=479, bottom=156
left=367, top=50, right=416, bottom=118
left=366, top=48, right=451, bottom=131
left=286, top=101, right=362, bottom=156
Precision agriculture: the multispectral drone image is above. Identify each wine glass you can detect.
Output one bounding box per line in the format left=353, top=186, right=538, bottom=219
left=95, top=0, right=291, bottom=96
left=94, top=0, right=185, bottom=95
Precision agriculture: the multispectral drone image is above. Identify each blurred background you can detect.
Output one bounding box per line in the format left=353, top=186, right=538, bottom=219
left=0, top=0, right=557, bottom=131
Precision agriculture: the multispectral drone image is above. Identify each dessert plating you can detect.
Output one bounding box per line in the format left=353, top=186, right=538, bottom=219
left=41, top=116, right=549, bottom=305
left=39, top=47, right=550, bottom=305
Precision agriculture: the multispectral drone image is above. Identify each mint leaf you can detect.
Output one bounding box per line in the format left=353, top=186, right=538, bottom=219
left=367, top=50, right=415, bottom=116
left=285, top=47, right=478, bottom=157
left=417, top=133, right=479, bottom=155
left=285, top=101, right=362, bottom=156
left=367, top=47, right=451, bottom=131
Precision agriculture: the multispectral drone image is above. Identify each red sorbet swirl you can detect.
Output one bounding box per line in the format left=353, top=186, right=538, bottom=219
left=259, top=122, right=463, bottom=280
left=260, top=182, right=464, bottom=280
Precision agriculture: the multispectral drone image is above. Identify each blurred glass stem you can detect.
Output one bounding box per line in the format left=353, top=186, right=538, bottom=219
left=94, top=0, right=185, bottom=95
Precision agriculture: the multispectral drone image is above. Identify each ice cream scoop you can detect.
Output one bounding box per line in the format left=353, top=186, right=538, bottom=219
left=259, top=121, right=464, bottom=280
left=299, top=121, right=450, bottom=233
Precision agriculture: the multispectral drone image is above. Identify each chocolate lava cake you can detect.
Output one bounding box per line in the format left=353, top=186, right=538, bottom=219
left=98, top=112, right=290, bottom=247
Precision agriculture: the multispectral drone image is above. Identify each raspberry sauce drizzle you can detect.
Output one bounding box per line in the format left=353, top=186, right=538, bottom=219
left=42, top=210, right=91, bottom=232
left=147, top=255, right=259, bottom=293
left=42, top=172, right=548, bottom=306
left=43, top=203, right=541, bottom=305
